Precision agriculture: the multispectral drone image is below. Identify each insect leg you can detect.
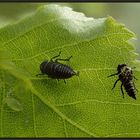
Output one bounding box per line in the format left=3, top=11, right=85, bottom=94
left=112, top=79, right=120, bottom=90
left=55, top=56, right=72, bottom=62
left=64, top=79, right=66, bottom=84
left=132, top=66, right=136, bottom=69
left=51, top=51, right=61, bottom=61
left=121, top=83, right=124, bottom=98
left=36, top=73, right=44, bottom=76
left=107, top=73, right=119, bottom=77
left=134, top=76, right=138, bottom=80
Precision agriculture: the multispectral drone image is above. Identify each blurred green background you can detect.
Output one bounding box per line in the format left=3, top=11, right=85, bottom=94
left=0, top=3, right=139, bottom=59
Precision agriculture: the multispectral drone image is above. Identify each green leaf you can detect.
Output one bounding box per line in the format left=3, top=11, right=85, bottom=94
left=0, top=4, right=140, bottom=137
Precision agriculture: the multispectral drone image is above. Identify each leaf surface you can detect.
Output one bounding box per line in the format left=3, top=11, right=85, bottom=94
left=0, top=4, right=140, bottom=137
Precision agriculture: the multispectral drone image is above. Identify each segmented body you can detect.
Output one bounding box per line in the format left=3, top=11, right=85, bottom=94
left=118, top=64, right=136, bottom=99
left=123, top=80, right=136, bottom=99
left=40, top=61, right=77, bottom=79
left=108, top=64, right=137, bottom=100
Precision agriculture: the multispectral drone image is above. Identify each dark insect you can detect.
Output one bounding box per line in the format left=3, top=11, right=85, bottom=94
left=108, top=64, right=138, bottom=100
left=36, top=51, right=79, bottom=83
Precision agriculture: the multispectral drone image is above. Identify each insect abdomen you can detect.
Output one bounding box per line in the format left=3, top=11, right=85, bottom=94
left=123, top=80, right=136, bottom=99
left=40, top=61, right=76, bottom=79
left=108, top=64, right=137, bottom=100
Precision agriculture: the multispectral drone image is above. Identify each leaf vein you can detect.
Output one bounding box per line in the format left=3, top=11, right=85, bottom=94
left=0, top=72, right=5, bottom=137
left=63, top=119, right=68, bottom=137
left=55, top=99, right=140, bottom=107
left=31, top=94, right=38, bottom=137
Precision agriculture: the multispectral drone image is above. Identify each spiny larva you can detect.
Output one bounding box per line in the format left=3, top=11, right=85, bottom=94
left=36, top=51, right=79, bottom=83
left=108, top=64, right=138, bottom=100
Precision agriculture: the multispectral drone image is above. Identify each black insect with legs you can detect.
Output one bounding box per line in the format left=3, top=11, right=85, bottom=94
left=36, top=51, right=79, bottom=83
left=108, top=64, right=138, bottom=100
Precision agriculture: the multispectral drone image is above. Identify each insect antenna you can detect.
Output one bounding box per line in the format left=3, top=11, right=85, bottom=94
left=55, top=55, right=72, bottom=62
left=51, top=51, right=61, bottom=61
